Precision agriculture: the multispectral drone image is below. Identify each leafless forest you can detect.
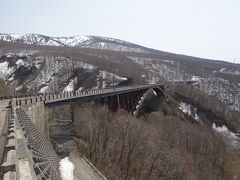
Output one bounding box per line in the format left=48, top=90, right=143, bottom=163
left=73, top=101, right=240, bottom=180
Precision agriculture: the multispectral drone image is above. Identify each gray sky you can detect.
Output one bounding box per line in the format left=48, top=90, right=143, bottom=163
left=1, top=0, right=240, bottom=63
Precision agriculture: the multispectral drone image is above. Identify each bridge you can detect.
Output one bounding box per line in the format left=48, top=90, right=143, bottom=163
left=0, top=84, right=165, bottom=180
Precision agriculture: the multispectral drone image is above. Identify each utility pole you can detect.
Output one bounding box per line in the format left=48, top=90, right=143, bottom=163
left=71, top=58, right=75, bottom=94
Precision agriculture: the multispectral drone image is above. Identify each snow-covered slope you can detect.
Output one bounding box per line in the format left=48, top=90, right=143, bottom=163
left=0, top=33, right=148, bottom=53
left=127, top=55, right=240, bottom=112
left=0, top=51, right=130, bottom=93
left=0, top=34, right=66, bottom=46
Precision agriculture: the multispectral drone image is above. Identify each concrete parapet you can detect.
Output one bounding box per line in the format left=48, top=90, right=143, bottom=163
left=3, top=171, right=16, bottom=180
left=2, top=108, right=39, bottom=180
left=17, top=159, right=36, bottom=180
left=7, top=132, right=14, bottom=139
left=6, top=139, right=15, bottom=150
left=15, top=137, right=37, bottom=180
left=1, top=108, right=10, bottom=176
left=2, top=150, right=16, bottom=173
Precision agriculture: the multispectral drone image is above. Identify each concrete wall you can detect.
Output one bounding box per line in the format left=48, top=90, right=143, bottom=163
left=0, top=109, right=9, bottom=167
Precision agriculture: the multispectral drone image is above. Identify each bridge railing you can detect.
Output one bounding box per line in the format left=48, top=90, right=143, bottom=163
left=3, top=84, right=163, bottom=106
left=15, top=108, right=61, bottom=179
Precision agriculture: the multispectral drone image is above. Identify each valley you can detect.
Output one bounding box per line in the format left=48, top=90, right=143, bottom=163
left=0, top=34, right=240, bottom=180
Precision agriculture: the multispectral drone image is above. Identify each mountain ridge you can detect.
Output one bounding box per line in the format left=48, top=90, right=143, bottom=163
left=0, top=33, right=150, bottom=53
left=0, top=33, right=235, bottom=64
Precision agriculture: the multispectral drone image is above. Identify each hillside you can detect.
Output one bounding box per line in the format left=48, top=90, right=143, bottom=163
left=0, top=33, right=240, bottom=113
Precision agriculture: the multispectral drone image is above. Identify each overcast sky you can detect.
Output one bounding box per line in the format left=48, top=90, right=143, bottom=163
left=1, top=0, right=240, bottom=63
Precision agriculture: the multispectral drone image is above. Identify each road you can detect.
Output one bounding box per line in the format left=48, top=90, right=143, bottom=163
left=69, top=155, right=103, bottom=180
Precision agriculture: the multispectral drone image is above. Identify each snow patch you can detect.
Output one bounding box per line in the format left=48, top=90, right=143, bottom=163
left=219, top=68, right=226, bottom=72
left=64, top=80, right=74, bottom=92
left=97, top=71, right=127, bottom=88
left=8, top=75, right=14, bottom=81
left=6, top=54, right=13, bottom=58
left=78, top=87, right=83, bottom=91
left=212, top=123, right=238, bottom=140
left=15, top=85, right=22, bottom=91
left=179, top=102, right=202, bottom=123
left=56, top=35, right=91, bottom=46
left=0, top=61, right=14, bottom=79
left=179, top=102, right=191, bottom=115
left=162, top=59, right=174, bottom=65
left=149, top=77, right=158, bottom=84
left=100, top=42, right=105, bottom=48
left=16, top=59, right=24, bottom=67
left=194, top=77, right=240, bottom=112
left=39, top=86, right=48, bottom=93
left=77, top=61, right=96, bottom=71
left=153, top=90, right=157, bottom=96
left=59, top=157, right=75, bottom=180
left=128, top=56, right=184, bottom=82
left=190, top=75, right=202, bottom=81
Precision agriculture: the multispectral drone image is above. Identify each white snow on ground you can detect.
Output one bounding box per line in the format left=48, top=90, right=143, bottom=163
left=179, top=102, right=191, bottom=115
left=98, top=70, right=127, bottom=88
left=24, top=56, right=96, bottom=92
left=179, top=102, right=202, bottom=124
left=149, top=77, right=158, bottom=84
left=128, top=56, right=185, bottom=82
left=190, top=75, right=202, bottom=81
left=6, top=54, right=13, bottom=58
left=212, top=123, right=238, bottom=140
left=220, top=68, right=226, bottom=72
left=0, top=61, right=14, bottom=79
left=153, top=90, right=157, bottom=96
left=15, top=85, right=22, bottom=91
left=55, top=35, right=91, bottom=46
left=16, top=59, right=24, bottom=67
left=161, top=59, right=174, bottom=65
left=218, top=67, right=240, bottom=75
left=99, top=70, right=127, bottom=81
left=8, top=75, right=14, bottom=81
left=195, top=77, right=240, bottom=112
left=0, top=34, right=64, bottom=46
left=64, top=80, right=74, bottom=92
left=78, top=61, right=96, bottom=71
left=78, top=87, right=83, bottom=91
left=59, top=157, right=75, bottom=180
left=100, top=42, right=105, bottom=48
left=39, top=86, right=48, bottom=93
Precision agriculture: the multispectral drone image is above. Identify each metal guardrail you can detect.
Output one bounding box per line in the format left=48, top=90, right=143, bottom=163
left=15, top=108, right=61, bottom=180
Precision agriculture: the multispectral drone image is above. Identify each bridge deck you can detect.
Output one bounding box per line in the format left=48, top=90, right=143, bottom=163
left=45, top=84, right=163, bottom=105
